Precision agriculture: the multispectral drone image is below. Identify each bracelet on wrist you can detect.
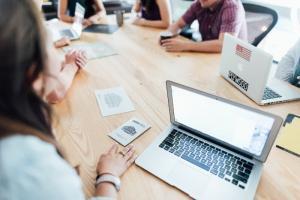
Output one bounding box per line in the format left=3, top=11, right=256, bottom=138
left=95, top=173, right=121, bottom=191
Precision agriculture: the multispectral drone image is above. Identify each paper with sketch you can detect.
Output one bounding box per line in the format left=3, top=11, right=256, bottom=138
left=63, top=43, right=117, bottom=60
left=95, top=87, right=135, bottom=117
left=109, top=118, right=151, bottom=146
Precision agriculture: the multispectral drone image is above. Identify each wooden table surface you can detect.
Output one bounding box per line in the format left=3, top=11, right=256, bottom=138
left=52, top=16, right=300, bottom=200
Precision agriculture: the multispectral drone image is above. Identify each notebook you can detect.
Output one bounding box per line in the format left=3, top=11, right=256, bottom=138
left=276, top=114, right=300, bottom=157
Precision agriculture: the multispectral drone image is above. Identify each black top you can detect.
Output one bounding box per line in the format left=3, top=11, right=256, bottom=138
left=68, top=0, right=96, bottom=18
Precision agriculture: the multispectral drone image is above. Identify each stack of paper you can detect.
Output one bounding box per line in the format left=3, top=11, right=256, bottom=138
left=276, top=114, right=300, bottom=157
left=63, top=43, right=117, bottom=60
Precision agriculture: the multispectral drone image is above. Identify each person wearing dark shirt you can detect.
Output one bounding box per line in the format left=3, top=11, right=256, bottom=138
left=58, top=0, right=106, bottom=26
left=132, top=0, right=171, bottom=28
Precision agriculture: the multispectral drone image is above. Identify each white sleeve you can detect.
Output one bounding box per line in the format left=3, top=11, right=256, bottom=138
left=275, top=38, right=300, bottom=82
left=0, top=135, right=114, bottom=200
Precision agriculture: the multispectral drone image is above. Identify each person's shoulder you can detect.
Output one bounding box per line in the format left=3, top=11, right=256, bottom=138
left=222, top=0, right=242, bottom=10
left=0, top=134, right=56, bottom=158
left=0, top=135, right=60, bottom=177
left=0, top=135, right=85, bottom=200
left=190, top=0, right=202, bottom=9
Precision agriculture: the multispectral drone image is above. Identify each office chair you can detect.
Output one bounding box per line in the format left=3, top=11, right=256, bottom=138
left=42, top=0, right=58, bottom=20
left=243, top=3, right=278, bottom=46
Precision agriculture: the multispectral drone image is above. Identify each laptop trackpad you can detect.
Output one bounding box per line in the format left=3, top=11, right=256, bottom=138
left=167, top=161, right=210, bottom=198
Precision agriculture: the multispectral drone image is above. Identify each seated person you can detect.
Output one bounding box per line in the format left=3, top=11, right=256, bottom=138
left=161, top=0, right=247, bottom=53
left=0, top=1, right=135, bottom=200
left=33, top=0, right=70, bottom=48
left=275, top=39, right=300, bottom=87
left=37, top=47, right=88, bottom=104
left=132, top=0, right=171, bottom=29
left=58, top=0, right=106, bottom=26
left=33, top=0, right=87, bottom=104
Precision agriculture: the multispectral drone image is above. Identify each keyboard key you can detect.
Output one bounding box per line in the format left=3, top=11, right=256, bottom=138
left=174, top=151, right=183, bottom=157
left=159, top=143, right=165, bottom=148
left=218, top=173, right=225, bottom=178
left=243, top=163, right=253, bottom=170
left=181, top=155, right=211, bottom=171
left=226, top=171, right=232, bottom=176
left=245, top=169, right=251, bottom=174
left=169, top=149, right=175, bottom=153
left=231, top=168, right=237, bottom=174
left=232, top=179, right=238, bottom=185
left=233, top=174, right=247, bottom=183
left=210, top=169, right=218, bottom=175
left=239, top=185, right=245, bottom=189
left=238, top=171, right=249, bottom=179
left=219, top=168, right=226, bottom=173
left=238, top=166, right=244, bottom=171
left=225, top=178, right=231, bottom=182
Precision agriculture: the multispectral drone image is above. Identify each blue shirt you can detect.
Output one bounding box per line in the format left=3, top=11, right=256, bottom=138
left=0, top=135, right=113, bottom=200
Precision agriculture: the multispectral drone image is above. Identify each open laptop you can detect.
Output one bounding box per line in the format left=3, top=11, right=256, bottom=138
left=136, top=81, right=282, bottom=200
left=59, top=3, right=85, bottom=40
left=220, top=33, right=300, bottom=105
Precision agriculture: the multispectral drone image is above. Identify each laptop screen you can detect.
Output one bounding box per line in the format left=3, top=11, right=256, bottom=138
left=171, top=85, right=275, bottom=156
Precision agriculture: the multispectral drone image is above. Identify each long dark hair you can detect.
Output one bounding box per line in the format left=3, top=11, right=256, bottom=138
left=141, top=0, right=157, bottom=12
left=0, top=0, right=53, bottom=137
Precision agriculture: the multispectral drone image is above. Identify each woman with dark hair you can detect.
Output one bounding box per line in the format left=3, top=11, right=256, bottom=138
left=132, top=0, right=171, bottom=28
left=0, top=0, right=135, bottom=199
left=58, top=0, right=106, bottom=26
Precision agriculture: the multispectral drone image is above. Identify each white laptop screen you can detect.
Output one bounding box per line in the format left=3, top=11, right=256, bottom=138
left=171, top=86, right=275, bottom=156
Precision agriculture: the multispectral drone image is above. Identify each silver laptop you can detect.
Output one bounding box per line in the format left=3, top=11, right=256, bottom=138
left=59, top=3, right=85, bottom=40
left=220, top=33, right=300, bottom=105
left=136, top=81, right=282, bottom=200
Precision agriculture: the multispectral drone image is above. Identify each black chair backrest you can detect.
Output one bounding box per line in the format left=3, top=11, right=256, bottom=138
left=243, top=3, right=278, bottom=46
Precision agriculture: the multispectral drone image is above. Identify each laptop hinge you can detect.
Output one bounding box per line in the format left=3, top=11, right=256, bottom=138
left=177, top=125, right=254, bottom=160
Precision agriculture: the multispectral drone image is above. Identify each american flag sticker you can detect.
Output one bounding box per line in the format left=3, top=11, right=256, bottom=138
left=235, top=44, right=252, bottom=61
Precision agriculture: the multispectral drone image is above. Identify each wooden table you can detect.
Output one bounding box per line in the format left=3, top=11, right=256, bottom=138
left=53, top=16, right=300, bottom=200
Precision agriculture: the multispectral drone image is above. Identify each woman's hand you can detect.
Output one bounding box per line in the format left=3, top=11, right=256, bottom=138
left=74, top=50, right=88, bottom=69
left=132, top=17, right=146, bottom=26
left=63, top=50, right=87, bottom=70
left=83, top=19, right=93, bottom=27
left=96, top=144, right=136, bottom=177
left=54, top=37, right=71, bottom=48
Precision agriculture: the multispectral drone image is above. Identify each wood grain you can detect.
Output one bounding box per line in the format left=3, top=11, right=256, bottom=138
left=52, top=16, right=300, bottom=200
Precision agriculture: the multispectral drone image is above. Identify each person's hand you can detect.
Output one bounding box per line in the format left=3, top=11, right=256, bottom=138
left=83, top=19, right=93, bottom=27
left=96, top=144, right=136, bottom=177
left=54, top=37, right=71, bottom=48
left=64, top=50, right=77, bottom=64
left=74, top=50, right=88, bottom=69
left=161, top=38, right=188, bottom=52
left=132, top=17, right=146, bottom=26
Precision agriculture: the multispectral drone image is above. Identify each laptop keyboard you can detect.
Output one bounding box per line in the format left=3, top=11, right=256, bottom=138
left=262, top=87, right=282, bottom=100
left=159, top=130, right=254, bottom=190
left=60, top=29, right=74, bottom=38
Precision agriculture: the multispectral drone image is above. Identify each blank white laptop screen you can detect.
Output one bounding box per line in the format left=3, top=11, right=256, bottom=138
left=172, top=86, right=275, bottom=156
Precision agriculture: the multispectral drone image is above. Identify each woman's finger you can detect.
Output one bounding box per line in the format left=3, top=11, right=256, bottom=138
left=126, top=154, right=137, bottom=167
left=107, top=144, right=118, bottom=154
left=123, top=148, right=135, bottom=161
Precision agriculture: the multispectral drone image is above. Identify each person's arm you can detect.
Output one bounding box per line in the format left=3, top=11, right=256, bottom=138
left=133, top=0, right=171, bottom=28
left=161, top=32, right=228, bottom=53
left=168, top=17, right=186, bottom=35
left=94, top=144, right=136, bottom=198
left=275, top=39, right=300, bottom=82
left=58, top=0, right=75, bottom=23
left=86, top=0, right=107, bottom=25
left=44, top=49, right=87, bottom=104
left=133, top=0, right=142, bottom=13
